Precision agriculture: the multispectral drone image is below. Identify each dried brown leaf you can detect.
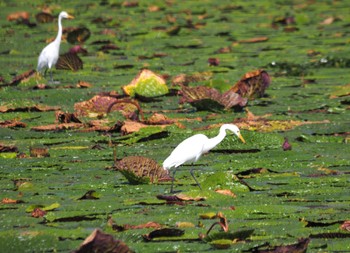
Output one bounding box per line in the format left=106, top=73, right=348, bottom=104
left=73, top=229, right=134, bottom=253
left=56, top=53, right=83, bottom=71
left=215, top=189, right=236, bottom=198
left=31, top=208, right=47, bottom=218
left=230, top=69, right=271, bottom=99
left=238, top=36, right=269, bottom=43
left=7, top=11, right=30, bottom=21
left=74, top=95, right=141, bottom=119
left=31, top=123, right=84, bottom=132
left=0, top=120, right=26, bottom=128
left=340, top=220, right=350, bottom=232
left=30, top=146, right=50, bottom=157
left=67, top=27, right=91, bottom=44
left=180, top=85, right=247, bottom=111
left=0, top=143, right=18, bottom=153
left=35, top=12, right=54, bottom=23
left=2, top=198, right=23, bottom=204
left=114, top=156, right=170, bottom=183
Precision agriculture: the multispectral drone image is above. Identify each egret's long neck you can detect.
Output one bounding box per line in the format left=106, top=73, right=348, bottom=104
left=203, top=127, right=227, bottom=153
left=54, top=16, right=63, bottom=44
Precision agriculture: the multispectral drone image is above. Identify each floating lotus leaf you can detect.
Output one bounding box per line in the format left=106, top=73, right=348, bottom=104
left=35, top=12, right=54, bottom=23
left=56, top=53, right=83, bottom=71
left=180, top=85, right=247, bottom=111
left=74, top=95, right=140, bottom=118
left=230, top=69, right=271, bottom=99
left=67, top=27, right=91, bottom=44
left=123, top=69, right=168, bottom=98
left=114, top=156, right=169, bottom=184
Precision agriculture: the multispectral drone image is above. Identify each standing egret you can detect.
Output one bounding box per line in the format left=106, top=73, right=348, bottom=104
left=37, top=11, right=74, bottom=83
left=163, top=124, right=245, bottom=193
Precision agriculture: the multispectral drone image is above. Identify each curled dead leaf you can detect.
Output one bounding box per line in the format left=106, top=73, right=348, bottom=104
left=56, top=53, right=83, bottom=71
left=144, top=113, right=174, bottom=125
left=35, top=12, right=54, bottom=23
left=31, top=123, right=84, bottom=132
left=0, top=120, right=26, bottom=128
left=114, top=156, right=170, bottom=184
left=31, top=208, right=47, bottom=218
left=10, top=69, right=36, bottom=86
left=0, top=143, right=18, bottom=153
left=2, top=198, right=23, bottom=204
left=74, top=95, right=141, bottom=119
left=7, top=11, right=30, bottom=21
left=30, top=146, right=50, bottom=158
left=76, top=80, right=92, bottom=88
left=215, top=189, right=236, bottom=198
left=73, top=229, right=134, bottom=253
left=55, top=111, right=82, bottom=123
left=230, top=70, right=271, bottom=99
left=180, top=85, right=247, bottom=111
left=340, top=220, right=350, bottom=231
left=238, top=36, right=269, bottom=43
left=172, top=71, right=213, bottom=86
left=67, top=27, right=91, bottom=44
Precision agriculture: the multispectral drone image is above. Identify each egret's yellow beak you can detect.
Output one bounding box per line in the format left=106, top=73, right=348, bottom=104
left=238, top=133, right=246, bottom=143
left=67, top=15, right=74, bottom=19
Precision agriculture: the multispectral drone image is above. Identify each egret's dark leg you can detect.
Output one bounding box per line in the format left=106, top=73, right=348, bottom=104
left=190, top=168, right=202, bottom=190
left=170, top=169, right=177, bottom=193
left=50, top=69, right=53, bottom=83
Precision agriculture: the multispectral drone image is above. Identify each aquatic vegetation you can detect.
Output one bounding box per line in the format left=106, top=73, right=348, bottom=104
left=0, top=0, right=349, bottom=252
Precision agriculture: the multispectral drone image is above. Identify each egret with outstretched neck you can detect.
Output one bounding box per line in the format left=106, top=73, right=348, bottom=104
left=37, top=11, right=74, bottom=83
left=163, top=124, right=245, bottom=193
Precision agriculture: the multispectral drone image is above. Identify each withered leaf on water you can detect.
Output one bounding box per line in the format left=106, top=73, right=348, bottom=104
left=56, top=53, right=83, bottom=71
left=144, top=113, right=174, bottom=125
left=67, top=27, right=91, bottom=44
left=157, top=193, right=206, bottom=202
left=230, top=70, right=271, bottom=99
left=2, top=198, right=24, bottom=204
left=74, top=95, right=141, bottom=119
left=31, top=208, right=47, bottom=218
left=0, top=104, right=60, bottom=112
left=0, top=143, right=18, bottom=153
left=114, top=156, right=170, bottom=184
left=9, top=69, right=36, bottom=86
left=172, top=71, right=213, bottom=86
left=30, top=146, right=49, bottom=157
left=143, top=228, right=185, bottom=241
left=55, top=111, right=82, bottom=123
left=180, top=85, right=247, bottom=111
left=7, top=11, right=30, bottom=21
left=35, top=12, right=54, bottom=23
left=233, top=109, right=330, bottom=132
left=72, top=229, right=134, bottom=253
left=0, top=120, right=26, bottom=128
left=31, top=123, right=84, bottom=132
left=215, top=189, right=236, bottom=198
left=340, top=220, right=350, bottom=231
left=237, top=36, right=269, bottom=43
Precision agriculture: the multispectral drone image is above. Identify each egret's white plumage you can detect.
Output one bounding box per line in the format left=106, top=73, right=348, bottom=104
left=163, top=124, right=245, bottom=192
left=37, top=11, right=74, bottom=82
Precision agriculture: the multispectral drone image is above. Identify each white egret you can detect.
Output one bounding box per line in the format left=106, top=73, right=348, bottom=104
left=163, top=124, right=245, bottom=193
left=37, top=11, right=74, bottom=83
